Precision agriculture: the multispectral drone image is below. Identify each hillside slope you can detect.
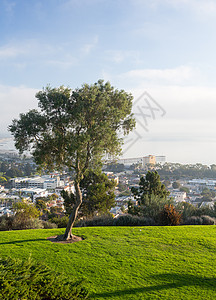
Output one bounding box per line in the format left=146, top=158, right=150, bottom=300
left=0, top=226, right=216, bottom=299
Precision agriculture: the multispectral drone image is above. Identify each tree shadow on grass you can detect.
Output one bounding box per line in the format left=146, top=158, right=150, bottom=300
left=0, top=239, right=46, bottom=245
left=90, top=273, right=216, bottom=299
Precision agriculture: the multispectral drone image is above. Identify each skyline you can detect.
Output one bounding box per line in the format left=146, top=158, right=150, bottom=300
left=1, top=0, right=216, bottom=164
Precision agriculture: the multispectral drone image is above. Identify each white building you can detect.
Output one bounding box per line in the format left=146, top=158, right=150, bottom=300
left=170, top=191, right=187, bottom=203
left=188, top=179, right=216, bottom=190
left=11, top=175, right=61, bottom=190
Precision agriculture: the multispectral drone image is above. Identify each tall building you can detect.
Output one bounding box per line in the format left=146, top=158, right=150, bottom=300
left=116, top=155, right=166, bottom=167
left=142, top=155, right=156, bottom=168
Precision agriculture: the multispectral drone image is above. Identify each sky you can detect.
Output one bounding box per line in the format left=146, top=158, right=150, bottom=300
left=1, top=0, right=216, bottom=165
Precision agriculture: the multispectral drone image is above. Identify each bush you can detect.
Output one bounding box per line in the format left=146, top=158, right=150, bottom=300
left=76, top=215, right=114, bottom=227
left=0, top=256, right=89, bottom=300
left=159, top=204, right=182, bottom=226
left=0, top=216, right=14, bottom=231
left=201, top=215, right=215, bottom=225
left=49, top=216, right=69, bottom=228
left=42, top=220, right=58, bottom=229
left=12, top=217, right=44, bottom=230
left=184, top=215, right=216, bottom=225
left=184, top=216, right=203, bottom=225
left=113, top=215, right=155, bottom=226
left=76, top=214, right=155, bottom=227
left=0, top=216, right=58, bottom=231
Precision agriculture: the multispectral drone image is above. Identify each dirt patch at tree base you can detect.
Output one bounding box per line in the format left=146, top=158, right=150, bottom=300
left=47, top=235, right=83, bottom=244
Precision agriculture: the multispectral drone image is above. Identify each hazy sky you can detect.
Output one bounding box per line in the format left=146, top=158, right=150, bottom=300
left=1, top=0, right=216, bottom=164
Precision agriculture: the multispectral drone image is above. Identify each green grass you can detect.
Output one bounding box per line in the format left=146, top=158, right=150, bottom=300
left=0, top=226, right=216, bottom=299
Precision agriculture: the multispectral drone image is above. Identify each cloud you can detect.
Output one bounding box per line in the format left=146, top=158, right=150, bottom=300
left=0, top=39, right=55, bottom=60
left=118, top=65, right=199, bottom=86
left=105, top=50, right=142, bottom=64
left=81, top=36, right=98, bottom=55
left=132, top=0, right=216, bottom=17
left=0, top=45, right=27, bottom=59
left=166, top=0, right=216, bottom=15
left=0, top=85, right=38, bottom=135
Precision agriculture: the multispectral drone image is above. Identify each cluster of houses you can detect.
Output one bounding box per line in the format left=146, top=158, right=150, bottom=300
left=1, top=161, right=216, bottom=218
left=0, top=174, right=75, bottom=217
left=169, top=179, right=216, bottom=209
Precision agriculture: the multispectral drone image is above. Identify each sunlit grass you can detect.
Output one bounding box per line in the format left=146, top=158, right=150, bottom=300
left=0, top=226, right=216, bottom=299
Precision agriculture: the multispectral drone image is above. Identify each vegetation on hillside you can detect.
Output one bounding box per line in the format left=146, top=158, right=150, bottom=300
left=0, top=227, right=215, bottom=299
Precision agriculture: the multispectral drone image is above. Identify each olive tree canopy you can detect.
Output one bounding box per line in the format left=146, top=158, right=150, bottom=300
left=9, top=80, right=135, bottom=240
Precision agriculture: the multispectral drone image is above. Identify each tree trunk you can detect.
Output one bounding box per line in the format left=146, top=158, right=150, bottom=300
left=63, top=181, right=82, bottom=240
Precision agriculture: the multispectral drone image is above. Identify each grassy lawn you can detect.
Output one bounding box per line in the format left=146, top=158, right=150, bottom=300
left=0, top=226, right=216, bottom=299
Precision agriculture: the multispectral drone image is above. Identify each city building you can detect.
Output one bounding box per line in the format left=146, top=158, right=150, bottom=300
left=11, top=175, right=61, bottom=190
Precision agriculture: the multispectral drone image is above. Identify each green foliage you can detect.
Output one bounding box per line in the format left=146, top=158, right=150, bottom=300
left=0, top=216, right=13, bottom=231
left=113, top=215, right=155, bottom=226
left=76, top=215, right=155, bottom=227
left=200, top=187, right=216, bottom=202
left=130, top=171, right=171, bottom=221
left=9, top=81, right=135, bottom=237
left=131, top=171, right=170, bottom=204
left=9, top=81, right=135, bottom=172
left=105, top=163, right=125, bottom=173
left=175, top=201, right=196, bottom=221
left=48, top=216, right=69, bottom=228
left=12, top=201, right=40, bottom=230
left=172, top=181, right=181, bottom=189
left=35, top=198, right=47, bottom=212
left=159, top=204, right=182, bottom=226
left=0, top=256, right=88, bottom=300
left=158, top=162, right=216, bottom=179
left=118, top=182, right=128, bottom=192
left=0, top=176, right=7, bottom=183
left=0, top=215, right=57, bottom=231
left=76, top=215, right=114, bottom=227
left=184, top=215, right=216, bottom=225
left=184, top=216, right=203, bottom=225
left=80, top=169, right=116, bottom=218
left=179, top=186, right=189, bottom=193
left=41, top=220, right=58, bottom=229
left=63, top=169, right=116, bottom=218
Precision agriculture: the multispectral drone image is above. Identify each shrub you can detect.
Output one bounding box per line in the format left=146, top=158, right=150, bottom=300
left=0, top=216, right=14, bottom=231
left=201, top=215, right=215, bottom=225
left=0, top=216, right=58, bottom=231
left=42, top=220, right=58, bottom=229
left=76, top=214, right=155, bottom=227
left=12, top=217, right=44, bottom=230
left=159, top=204, right=182, bottom=226
left=0, top=256, right=89, bottom=300
left=76, top=215, right=114, bottom=227
left=49, top=216, right=69, bottom=228
left=113, top=215, right=155, bottom=226
left=184, top=216, right=203, bottom=225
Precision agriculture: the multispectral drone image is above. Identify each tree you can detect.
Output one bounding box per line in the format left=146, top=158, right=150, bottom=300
left=12, top=201, right=40, bottom=229
left=179, top=186, right=189, bottom=193
left=129, top=171, right=171, bottom=221
left=172, top=181, right=180, bottom=189
left=131, top=171, right=170, bottom=204
left=63, top=169, right=116, bottom=218
left=0, top=176, right=7, bottom=184
left=159, top=204, right=182, bottom=226
left=105, top=163, right=125, bottom=173
left=9, top=80, right=135, bottom=240
left=35, top=198, right=47, bottom=213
